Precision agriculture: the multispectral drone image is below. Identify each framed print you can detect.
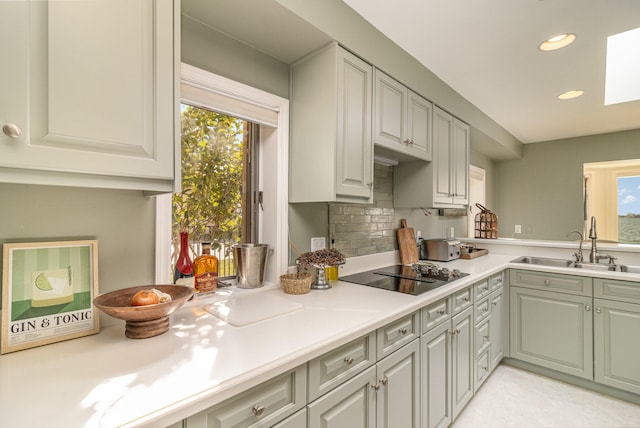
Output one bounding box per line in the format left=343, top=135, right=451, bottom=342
left=1, top=240, right=99, bottom=354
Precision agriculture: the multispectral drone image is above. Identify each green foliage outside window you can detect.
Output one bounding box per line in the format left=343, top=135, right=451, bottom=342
left=173, top=105, right=244, bottom=253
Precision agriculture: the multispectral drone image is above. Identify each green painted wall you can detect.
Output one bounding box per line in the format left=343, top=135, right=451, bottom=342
left=181, top=15, right=290, bottom=99
left=0, top=184, right=156, bottom=324
left=495, top=129, right=640, bottom=240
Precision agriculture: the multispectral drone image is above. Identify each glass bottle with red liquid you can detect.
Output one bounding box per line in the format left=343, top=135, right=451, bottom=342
left=174, top=231, right=194, bottom=283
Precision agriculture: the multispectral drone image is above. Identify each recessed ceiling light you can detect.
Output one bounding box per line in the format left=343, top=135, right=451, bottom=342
left=539, top=33, right=576, bottom=51
left=558, top=90, right=584, bottom=100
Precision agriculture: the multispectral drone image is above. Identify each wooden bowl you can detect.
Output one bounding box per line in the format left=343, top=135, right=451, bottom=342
left=93, top=285, right=194, bottom=339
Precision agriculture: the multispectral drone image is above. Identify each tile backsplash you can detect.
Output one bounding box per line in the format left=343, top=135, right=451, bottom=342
left=329, top=165, right=396, bottom=257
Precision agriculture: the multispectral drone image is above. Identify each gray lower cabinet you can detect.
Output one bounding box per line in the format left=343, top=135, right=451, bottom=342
left=375, top=339, right=421, bottom=428
left=308, top=366, right=377, bottom=428
left=421, top=304, right=474, bottom=428
left=510, top=286, right=593, bottom=380
left=184, top=365, right=307, bottom=428
left=594, top=278, right=640, bottom=395
left=473, top=273, right=505, bottom=392
left=308, top=338, right=420, bottom=428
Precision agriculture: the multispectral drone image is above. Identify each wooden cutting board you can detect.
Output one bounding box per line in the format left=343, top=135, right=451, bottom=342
left=397, top=219, right=419, bottom=264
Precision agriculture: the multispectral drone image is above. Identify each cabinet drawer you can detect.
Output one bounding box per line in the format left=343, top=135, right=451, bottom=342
left=510, top=269, right=592, bottom=296
left=474, top=351, right=491, bottom=392
left=186, top=365, right=306, bottom=428
left=490, top=271, right=504, bottom=292
left=474, top=278, right=491, bottom=302
left=377, top=311, right=420, bottom=359
left=474, top=317, right=491, bottom=359
left=308, top=332, right=376, bottom=401
left=421, top=297, right=451, bottom=333
left=474, top=296, right=491, bottom=325
left=451, top=286, right=473, bottom=314
left=594, top=278, right=640, bottom=304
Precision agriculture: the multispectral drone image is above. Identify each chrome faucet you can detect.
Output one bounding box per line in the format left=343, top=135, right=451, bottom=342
left=588, top=216, right=616, bottom=264
left=565, top=230, right=584, bottom=263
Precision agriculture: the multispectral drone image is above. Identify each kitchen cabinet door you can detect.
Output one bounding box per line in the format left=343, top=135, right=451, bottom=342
left=594, top=298, right=640, bottom=395
left=0, top=0, right=177, bottom=192
left=373, top=69, right=432, bottom=161
left=510, top=287, right=593, bottom=380
left=308, top=366, right=377, bottom=428
left=421, top=321, right=452, bottom=428
left=432, top=107, right=455, bottom=205
left=451, top=118, right=469, bottom=205
left=451, top=306, right=474, bottom=419
left=375, top=339, right=420, bottom=428
left=406, top=90, right=433, bottom=160
left=290, top=43, right=373, bottom=203
left=489, top=288, right=505, bottom=370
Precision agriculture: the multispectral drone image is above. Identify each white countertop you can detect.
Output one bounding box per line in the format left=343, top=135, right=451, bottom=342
left=1, top=252, right=638, bottom=427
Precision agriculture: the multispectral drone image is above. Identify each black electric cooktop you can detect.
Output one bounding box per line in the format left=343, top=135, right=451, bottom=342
left=340, top=264, right=468, bottom=296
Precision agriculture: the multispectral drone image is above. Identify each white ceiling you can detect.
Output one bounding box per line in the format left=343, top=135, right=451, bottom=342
left=341, top=0, right=640, bottom=143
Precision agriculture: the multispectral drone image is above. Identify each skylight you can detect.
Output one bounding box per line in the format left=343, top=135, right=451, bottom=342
left=605, top=27, right=640, bottom=105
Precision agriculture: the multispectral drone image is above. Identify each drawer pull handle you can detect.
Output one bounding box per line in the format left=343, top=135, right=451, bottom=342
left=252, top=405, right=266, bottom=419
left=344, top=356, right=354, bottom=365
left=399, top=327, right=408, bottom=335
left=544, top=279, right=551, bottom=285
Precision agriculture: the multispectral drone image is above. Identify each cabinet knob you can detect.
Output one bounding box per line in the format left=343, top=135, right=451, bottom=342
left=596, top=307, right=602, bottom=314
left=544, top=279, right=551, bottom=285
left=437, top=309, right=446, bottom=315
left=344, top=356, right=354, bottom=365
left=2, top=123, right=22, bottom=139
left=399, top=327, right=408, bottom=335
left=380, top=376, right=389, bottom=386
left=252, top=404, right=266, bottom=419
left=371, top=382, right=380, bottom=391
left=585, top=305, right=591, bottom=312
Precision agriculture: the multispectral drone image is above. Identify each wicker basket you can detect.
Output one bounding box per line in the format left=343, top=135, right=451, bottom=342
left=280, top=273, right=312, bottom=295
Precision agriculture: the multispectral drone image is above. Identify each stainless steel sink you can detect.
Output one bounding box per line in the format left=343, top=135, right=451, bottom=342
left=573, top=262, right=617, bottom=271
left=511, top=256, right=574, bottom=267
left=619, top=265, right=640, bottom=274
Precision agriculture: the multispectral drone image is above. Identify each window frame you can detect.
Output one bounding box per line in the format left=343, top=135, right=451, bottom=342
left=155, top=64, right=289, bottom=284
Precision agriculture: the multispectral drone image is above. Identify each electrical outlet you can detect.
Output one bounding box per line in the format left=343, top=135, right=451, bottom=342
left=311, top=237, right=326, bottom=252
left=514, top=224, right=522, bottom=234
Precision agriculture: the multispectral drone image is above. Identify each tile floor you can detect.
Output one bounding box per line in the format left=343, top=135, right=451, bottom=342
left=453, top=364, right=640, bottom=428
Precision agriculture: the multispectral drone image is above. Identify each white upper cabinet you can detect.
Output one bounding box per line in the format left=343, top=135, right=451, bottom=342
left=0, top=0, right=178, bottom=192
left=290, top=43, right=373, bottom=203
left=374, top=69, right=432, bottom=161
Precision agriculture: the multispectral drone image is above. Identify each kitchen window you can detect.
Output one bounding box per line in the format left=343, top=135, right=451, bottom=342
left=173, top=104, right=258, bottom=278
left=154, top=64, right=289, bottom=284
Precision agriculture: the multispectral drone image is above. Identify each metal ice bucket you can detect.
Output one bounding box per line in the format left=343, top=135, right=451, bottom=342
left=232, top=243, right=270, bottom=288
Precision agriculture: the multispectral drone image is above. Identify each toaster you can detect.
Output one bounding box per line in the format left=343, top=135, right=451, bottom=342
left=421, top=239, right=461, bottom=261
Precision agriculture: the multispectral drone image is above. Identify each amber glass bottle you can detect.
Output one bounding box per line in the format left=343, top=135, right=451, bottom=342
left=193, top=242, right=218, bottom=292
